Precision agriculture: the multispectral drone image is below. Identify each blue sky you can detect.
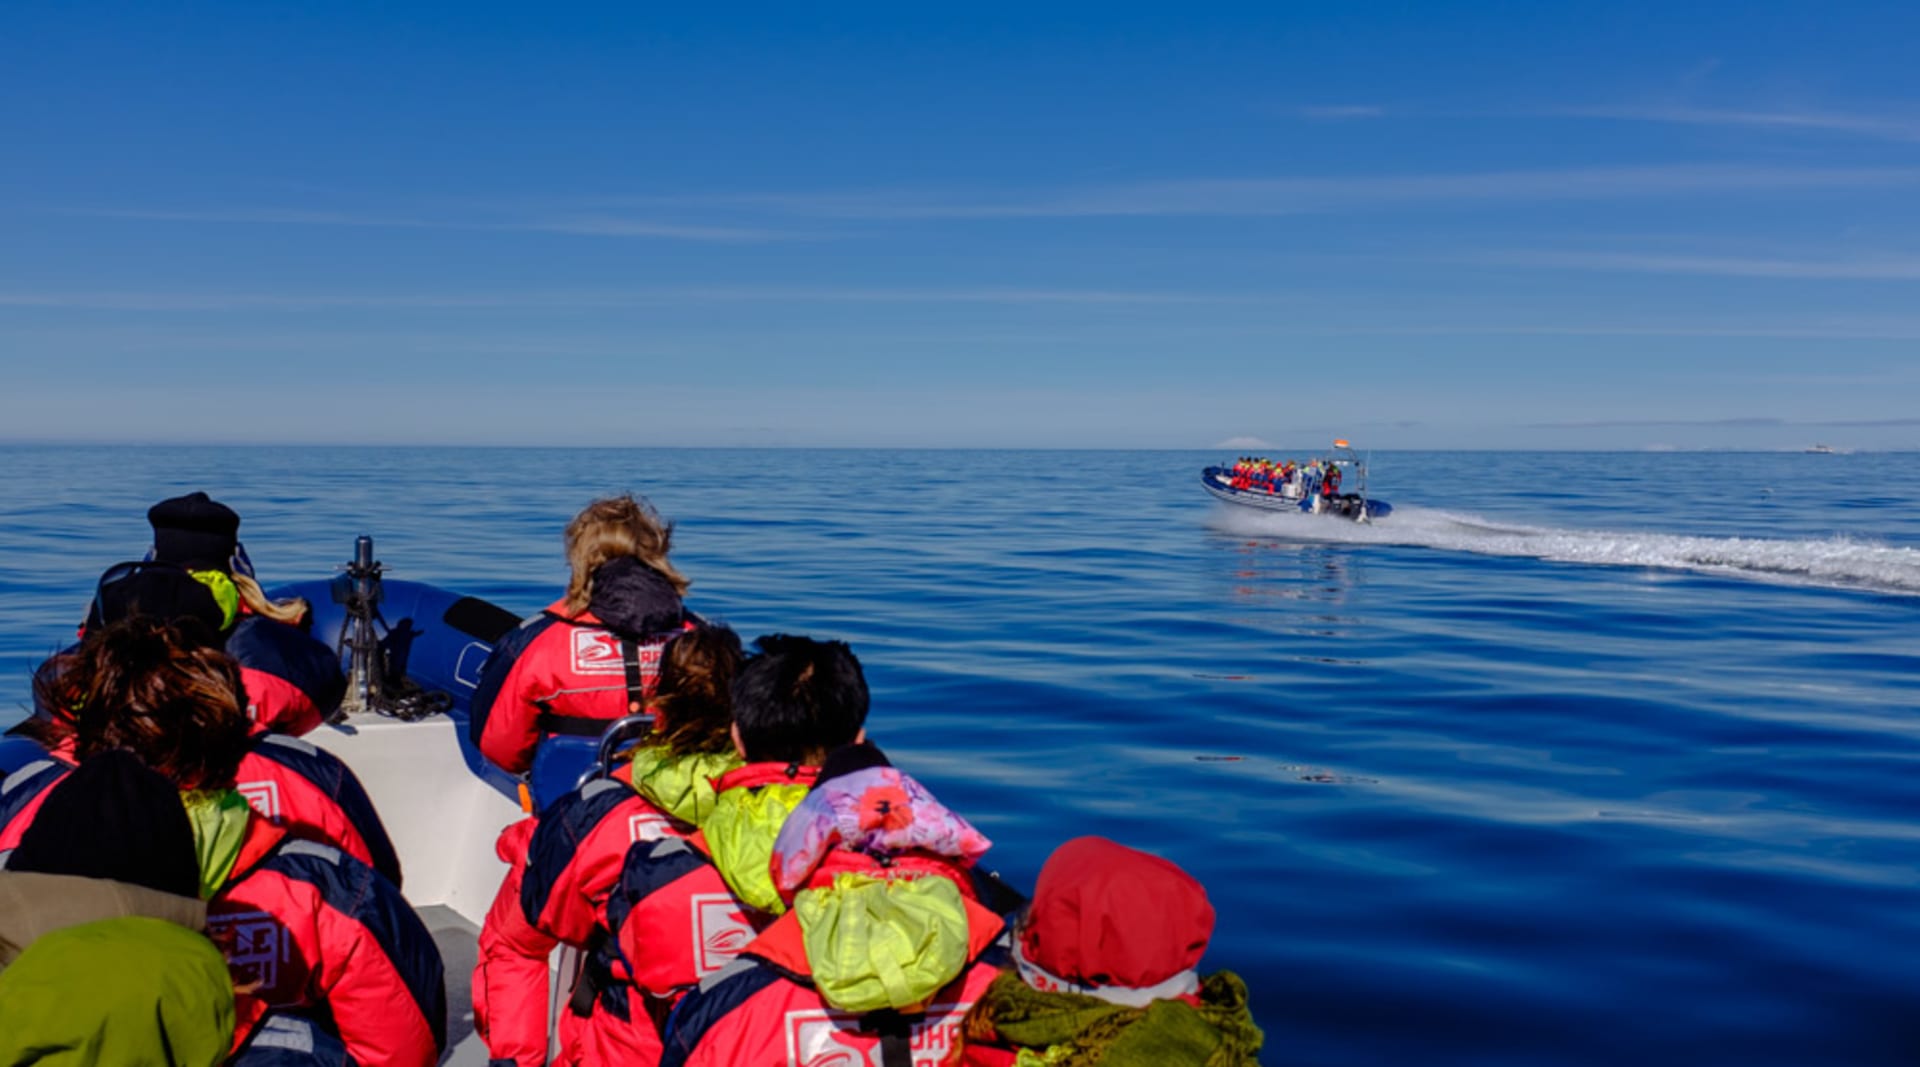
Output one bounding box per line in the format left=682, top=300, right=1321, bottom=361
left=3, top=1, right=1919, bottom=448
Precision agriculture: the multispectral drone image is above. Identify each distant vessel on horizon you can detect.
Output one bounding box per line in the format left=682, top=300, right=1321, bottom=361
left=1805, top=443, right=1848, bottom=454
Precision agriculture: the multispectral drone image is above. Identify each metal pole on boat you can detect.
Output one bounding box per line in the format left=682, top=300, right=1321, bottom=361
left=340, top=535, right=385, bottom=717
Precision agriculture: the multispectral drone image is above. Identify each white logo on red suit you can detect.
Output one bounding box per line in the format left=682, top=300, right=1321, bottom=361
left=236, top=780, right=282, bottom=821
left=628, top=812, right=673, bottom=843
left=570, top=629, right=626, bottom=675
left=689, top=893, right=753, bottom=975
left=782, top=1005, right=966, bottom=1067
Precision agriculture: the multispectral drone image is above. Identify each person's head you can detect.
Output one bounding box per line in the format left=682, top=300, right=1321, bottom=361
left=1014, top=836, right=1215, bottom=1005
left=148, top=492, right=239, bottom=572
left=563, top=494, right=689, bottom=615
left=28, top=617, right=253, bottom=792
left=144, top=491, right=306, bottom=626
left=729, top=634, right=869, bottom=765
left=649, top=624, right=744, bottom=758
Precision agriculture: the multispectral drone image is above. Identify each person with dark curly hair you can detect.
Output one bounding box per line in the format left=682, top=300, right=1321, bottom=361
left=7, top=618, right=446, bottom=1067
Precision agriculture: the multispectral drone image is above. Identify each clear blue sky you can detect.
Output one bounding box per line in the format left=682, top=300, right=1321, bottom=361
left=3, top=1, right=1919, bottom=448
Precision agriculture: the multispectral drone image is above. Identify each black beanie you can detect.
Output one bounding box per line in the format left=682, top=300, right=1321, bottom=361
left=148, top=491, right=240, bottom=570
left=10, top=749, right=200, bottom=899
left=86, top=561, right=227, bottom=642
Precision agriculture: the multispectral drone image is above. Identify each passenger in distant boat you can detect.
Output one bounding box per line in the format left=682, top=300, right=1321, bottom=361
left=659, top=731, right=1003, bottom=1067
left=0, top=750, right=236, bottom=1067
left=471, top=495, right=695, bottom=786
left=474, top=624, right=747, bottom=1067
left=953, top=836, right=1264, bottom=1066
left=85, top=492, right=346, bottom=736
left=4, top=569, right=404, bottom=887
left=15, top=618, right=446, bottom=1067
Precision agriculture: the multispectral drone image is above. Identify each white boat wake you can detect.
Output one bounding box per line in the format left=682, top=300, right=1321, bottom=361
left=1209, top=504, right=1920, bottom=596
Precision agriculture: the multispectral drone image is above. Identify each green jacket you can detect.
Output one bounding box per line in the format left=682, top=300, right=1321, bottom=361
left=0, top=872, right=234, bottom=1067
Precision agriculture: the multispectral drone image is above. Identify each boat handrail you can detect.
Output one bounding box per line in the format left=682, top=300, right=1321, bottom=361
left=573, top=712, right=658, bottom=793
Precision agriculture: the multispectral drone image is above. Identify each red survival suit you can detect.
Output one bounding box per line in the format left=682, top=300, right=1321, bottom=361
left=210, top=810, right=446, bottom=1066
left=223, top=610, right=347, bottom=736
left=474, top=754, right=801, bottom=1067
left=471, top=558, right=690, bottom=777
left=660, top=760, right=1006, bottom=1067
left=0, top=728, right=403, bottom=889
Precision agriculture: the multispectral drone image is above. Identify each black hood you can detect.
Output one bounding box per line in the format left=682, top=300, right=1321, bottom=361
left=85, top=561, right=228, bottom=642
left=589, top=557, right=685, bottom=638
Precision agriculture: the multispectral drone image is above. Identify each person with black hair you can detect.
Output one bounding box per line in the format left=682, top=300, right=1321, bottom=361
left=493, top=634, right=863, bottom=1065
left=658, top=739, right=1008, bottom=1067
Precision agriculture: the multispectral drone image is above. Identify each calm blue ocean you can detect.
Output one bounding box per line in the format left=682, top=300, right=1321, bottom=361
left=3, top=447, right=1917, bottom=1065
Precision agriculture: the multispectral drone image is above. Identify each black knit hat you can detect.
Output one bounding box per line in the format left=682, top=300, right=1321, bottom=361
left=148, top=491, right=240, bottom=570
left=10, top=749, right=200, bottom=899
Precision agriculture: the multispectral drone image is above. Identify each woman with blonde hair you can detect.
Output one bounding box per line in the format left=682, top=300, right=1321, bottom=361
left=471, top=493, right=696, bottom=807
left=560, top=493, right=690, bottom=614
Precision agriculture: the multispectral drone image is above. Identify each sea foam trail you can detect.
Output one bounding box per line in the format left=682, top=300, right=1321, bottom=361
left=1210, top=504, right=1920, bottom=596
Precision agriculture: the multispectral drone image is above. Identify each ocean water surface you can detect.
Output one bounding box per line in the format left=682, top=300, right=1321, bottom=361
left=2, top=446, right=1917, bottom=1065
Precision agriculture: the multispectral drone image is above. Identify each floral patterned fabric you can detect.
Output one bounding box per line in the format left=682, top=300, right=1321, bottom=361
left=771, top=766, right=992, bottom=896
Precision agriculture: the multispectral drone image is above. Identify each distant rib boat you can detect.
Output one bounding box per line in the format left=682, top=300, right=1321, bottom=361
left=1202, top=440, right=1391, bottom=523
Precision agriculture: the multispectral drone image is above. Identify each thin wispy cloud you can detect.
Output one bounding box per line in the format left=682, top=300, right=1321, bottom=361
left=1559, top=105, right=1920, bottom=144
left=495, top=217, right=802, bottom=241
left=0, top=285, right=1258, bottom=312
left=1455, top=250, right=1920, bottom=281
left=11, top=287, right=1920, bottom=344
left=56, top=206, right=799, bottom=243
left=581, top=165, right=1920, bottom=220
left=57, top=163, right=1920, bottom=238
left=1291, top=104, right=1387, bottom=120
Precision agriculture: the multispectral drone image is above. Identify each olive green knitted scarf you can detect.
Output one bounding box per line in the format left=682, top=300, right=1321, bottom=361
left=963, top=970, right=1264, bottom=1067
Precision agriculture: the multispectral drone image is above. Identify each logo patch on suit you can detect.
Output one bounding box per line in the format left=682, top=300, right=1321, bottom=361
left=690, top=893, right=753, bottom=975
left=629, top=812, right=672, bottom=843
left=783, top=1005, right=965, bottom=1067
left=208, top=910, right=290, bottom=994
left=570, top=629, right=626, bottom=675
left=237, top=780, right=282, bottom=821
